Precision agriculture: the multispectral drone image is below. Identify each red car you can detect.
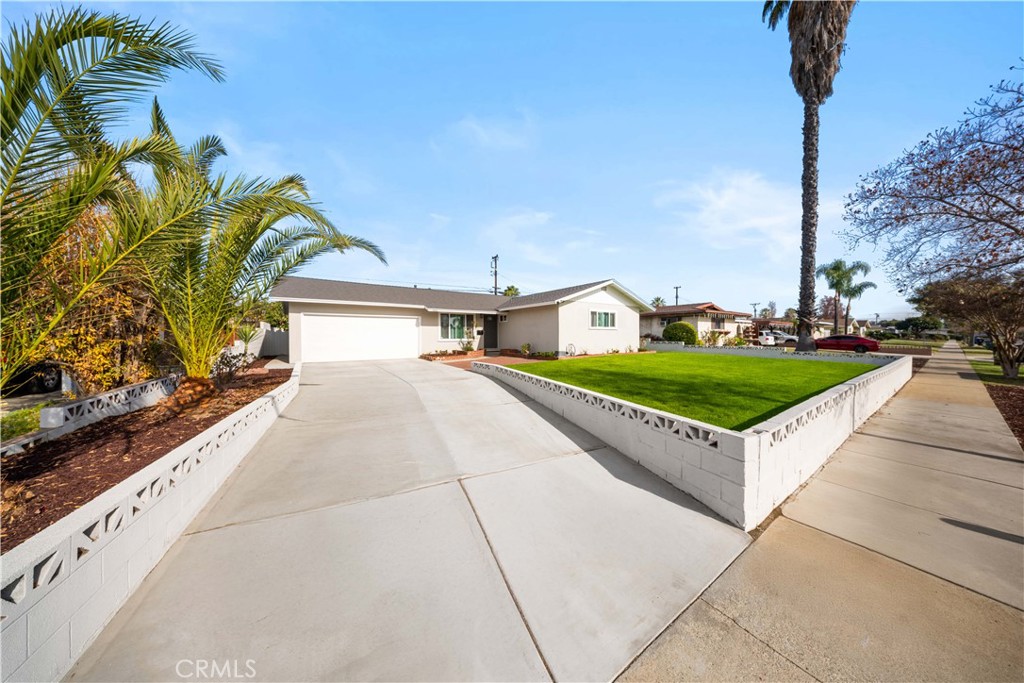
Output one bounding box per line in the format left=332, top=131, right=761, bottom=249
left=814, top=335, right=880, bottom=353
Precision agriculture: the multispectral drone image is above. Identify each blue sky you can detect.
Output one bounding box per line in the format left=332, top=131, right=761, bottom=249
left=6, top=1, right=1022, bottom=319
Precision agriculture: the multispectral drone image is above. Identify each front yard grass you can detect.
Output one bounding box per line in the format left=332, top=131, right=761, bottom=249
left=968, top=358, right=1023, bottom=387
left=514, top=353, right=873, bottom=431
left=0, top=401, right=57, bottom=440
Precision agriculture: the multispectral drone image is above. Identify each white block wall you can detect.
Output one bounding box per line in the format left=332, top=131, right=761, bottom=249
left=0, top=366, right=301, bottom=683
left=473, top=354, right=911, bottom=531
left=1, top=377, right=179, bottom=459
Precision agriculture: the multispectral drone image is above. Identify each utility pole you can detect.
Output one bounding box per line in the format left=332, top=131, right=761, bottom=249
left=490, top=255, right=499, bottom=295
left=674, top=286, right=681, bottom=306
left=750, top=302, right=760, bottom=319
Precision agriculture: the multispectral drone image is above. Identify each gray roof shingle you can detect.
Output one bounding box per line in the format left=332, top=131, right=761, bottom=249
left=271, top=277, right=632, bottom=313
left=496, top=280, right=611, bottom=310
left=271, top=277, right=510, bottom=311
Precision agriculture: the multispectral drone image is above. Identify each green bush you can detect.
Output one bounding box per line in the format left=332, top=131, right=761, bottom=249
left=663, top=322, right=698, bottom=344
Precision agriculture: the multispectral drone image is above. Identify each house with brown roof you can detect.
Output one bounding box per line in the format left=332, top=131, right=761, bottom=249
left=270, top=277, right=651, bottom=362
left=640, top=303, right=751, bottom=344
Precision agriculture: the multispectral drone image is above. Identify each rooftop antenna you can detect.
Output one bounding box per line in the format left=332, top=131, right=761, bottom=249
left=490, top=254, right=499, bottom=295
left=674, top=285, right=681, bottom=306
left=750, top=302, right=760, bottom=318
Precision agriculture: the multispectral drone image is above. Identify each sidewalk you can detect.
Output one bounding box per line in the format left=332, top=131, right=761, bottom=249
left=622, top=343, right=1024, bottom=681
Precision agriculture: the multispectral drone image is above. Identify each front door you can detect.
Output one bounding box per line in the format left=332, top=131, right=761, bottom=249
left=483, top=315, right=498, bottom=349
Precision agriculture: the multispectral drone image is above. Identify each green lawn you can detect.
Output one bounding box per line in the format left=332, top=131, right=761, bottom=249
left=514, top=353, right=874, bottom=431
left=0, top=401, right=55, bottom=440
left=968, top=359, right=1023, bottom=387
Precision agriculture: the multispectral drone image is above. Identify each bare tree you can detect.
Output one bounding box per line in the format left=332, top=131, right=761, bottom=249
left=844, top=78, right=1024, bottom=290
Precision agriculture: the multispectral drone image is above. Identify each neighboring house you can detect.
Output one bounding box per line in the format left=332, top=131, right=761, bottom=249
left=852, top=319, right=873, bottom=336
left=270, top=277, right=650, bottom=363
left=640, top=303, right=751, bottom=344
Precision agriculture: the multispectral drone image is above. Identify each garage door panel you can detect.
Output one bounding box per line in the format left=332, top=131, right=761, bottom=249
left=302, top=314, right=419, bottom=362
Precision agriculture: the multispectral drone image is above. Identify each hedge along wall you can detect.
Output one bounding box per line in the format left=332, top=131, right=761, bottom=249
left=0, top=365, right=302, bottom=683
left=472, top=354, right=912, bottom=530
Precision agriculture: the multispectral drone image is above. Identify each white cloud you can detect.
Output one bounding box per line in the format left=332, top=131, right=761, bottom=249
left=654, top=169, right=843, bottom=263
left=326, top=150, right=376, bottom=195
left=216, top=122, right=288, bottom=178
left=480, top=210, right=559, bottom=266
left=440, top=108, right=537, bottom=151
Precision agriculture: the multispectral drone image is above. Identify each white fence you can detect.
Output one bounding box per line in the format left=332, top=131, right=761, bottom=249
left=0, top=366, right=302, bottom=682
left=473, top=354, right=911, bottom=530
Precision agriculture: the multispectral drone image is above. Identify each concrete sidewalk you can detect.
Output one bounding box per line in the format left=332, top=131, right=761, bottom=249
left=622, top=343, right=1024, bottom=681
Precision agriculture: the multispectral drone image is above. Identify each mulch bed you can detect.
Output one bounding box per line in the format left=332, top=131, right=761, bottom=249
left=984, top=383, right=1024, bottom=449
left=1, top=369, right=292, bottom=552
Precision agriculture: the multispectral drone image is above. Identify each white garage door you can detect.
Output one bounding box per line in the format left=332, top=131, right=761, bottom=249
left=301, top=314, right=419, bottom=362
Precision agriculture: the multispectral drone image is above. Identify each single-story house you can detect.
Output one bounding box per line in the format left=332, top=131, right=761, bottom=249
left=270, top=277, right=651, bottom=363
left=640, top=303, right=751, bottom=344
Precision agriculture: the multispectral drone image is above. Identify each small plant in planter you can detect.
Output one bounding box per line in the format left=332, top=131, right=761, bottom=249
left=460, top=335, right=476, bottom=353
left=521, top=343, right=532, bottom=356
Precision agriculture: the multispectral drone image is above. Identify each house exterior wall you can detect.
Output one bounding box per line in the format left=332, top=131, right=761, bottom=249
left=497, top=305, right=559, bottom=353
left=642, top=315, right=744, bottom=345
left=558, top=287, right=641, bottom=355
left=286, top=302, right=486, bottom=363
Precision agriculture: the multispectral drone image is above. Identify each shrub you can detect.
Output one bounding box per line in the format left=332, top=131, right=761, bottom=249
left=521, top=342, right=532, bottom=355
left=663, top=322, right=697, bottom=344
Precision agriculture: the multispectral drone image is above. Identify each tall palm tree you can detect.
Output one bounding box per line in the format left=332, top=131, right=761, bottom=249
left=650, top=296, right=667, bottom=308
left=502, top=285, right=521, bottom=297
left=139, top=104, right=386, bottom=393
left=763, top=0, right=857, bottom=351
left=0, top=7, right=223, bottom=389
left=816, top=258, right=874, bottom=333
left=843, top=275, right=876, bottom=332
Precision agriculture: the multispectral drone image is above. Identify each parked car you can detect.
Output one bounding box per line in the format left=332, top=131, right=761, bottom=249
left=814, top=335, right=880, bottom=354
left=757, top=331, right=776, bottom=346
left=771, top=331, right=798, bottom=345
left=2, top=362, right=62, bottom=396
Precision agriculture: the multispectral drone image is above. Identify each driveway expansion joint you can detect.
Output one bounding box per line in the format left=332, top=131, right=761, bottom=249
left=457, top=478, right=556, bottom=682
left=697, top=597, right=823, bottom=683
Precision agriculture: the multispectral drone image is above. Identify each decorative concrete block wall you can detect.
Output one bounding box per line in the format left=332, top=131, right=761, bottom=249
left=0, top=366, right=301, bottom=683
left=1, top=377, right=179, bottom=459
left=473, top=354, right=911, bottom=531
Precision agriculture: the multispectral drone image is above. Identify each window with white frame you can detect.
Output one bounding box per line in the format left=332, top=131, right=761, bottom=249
left=499, top=314, right=508, bottom=323
left=590, top=311, right=616, bottom=328
left=440, top=313, right=474, bottom=339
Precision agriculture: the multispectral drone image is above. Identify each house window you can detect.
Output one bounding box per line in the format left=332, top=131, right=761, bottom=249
left=712, top=317, right=725, bottom=330
left=499, top=314, right=508, bottom=323
left=590, top=311, right=616, bottom=329
left=440, top=313, right=474, bottom=339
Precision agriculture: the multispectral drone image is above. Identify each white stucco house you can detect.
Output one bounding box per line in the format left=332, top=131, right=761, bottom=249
left=270, top=277, right=651, bottom=363
left=640, top=303, right=751, bottom=344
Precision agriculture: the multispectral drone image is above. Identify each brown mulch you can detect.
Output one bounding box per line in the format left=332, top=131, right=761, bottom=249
left=1, top=370, right=292, bottom=552
left=984, top=383, right=1024, bottom=449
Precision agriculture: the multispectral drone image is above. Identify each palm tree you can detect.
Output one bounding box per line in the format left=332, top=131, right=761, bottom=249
left=843, top=275, right=876, bottom=333
left=138, top=104, right=386, bottom=396
left=816, top=259, right=874, bottom=333
left=650, top=296, right=667, bottom=308
left=502, top=285, right=520, bottom=297
left=0, top=8, right=223, bottom=389
left=763, top=0, right=857, bottom=351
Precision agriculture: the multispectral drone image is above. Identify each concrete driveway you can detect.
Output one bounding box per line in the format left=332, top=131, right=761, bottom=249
left=67, top=360, right=749, bottom=682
